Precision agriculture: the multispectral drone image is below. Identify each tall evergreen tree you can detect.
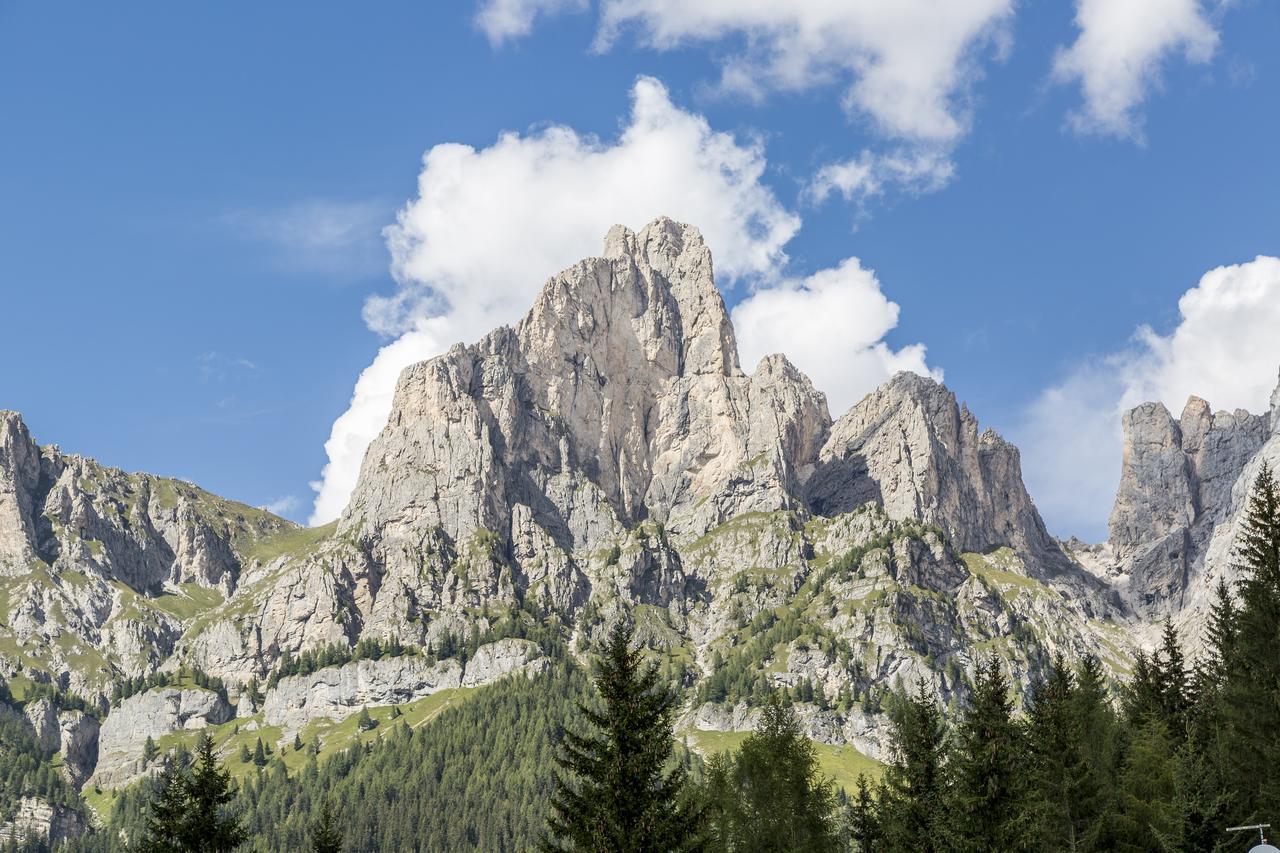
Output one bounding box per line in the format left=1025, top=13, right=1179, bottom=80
left=310, top=801, right=344, bottom=853
left=878, top=680, right=950, bottom=853
left=136, top=736, right=245, bottom=852
left=948, top=657, right=1031, bottom=853
left=1221, top=462, right=1280, bottom=821
left=1026, top=656, right=1109, bottom=852
left=848, top=774, right=881, bottom=853
left=137, top=761, right=190, bottom=853
left=184, top=734, right=247, bottom=851
left=702, top=698, right=840, bottom=852
left=541, top=622, right=702, bottom=853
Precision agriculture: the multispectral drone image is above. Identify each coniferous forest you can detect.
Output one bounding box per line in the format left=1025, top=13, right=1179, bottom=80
left=5, top=465, right=1278, bottom=851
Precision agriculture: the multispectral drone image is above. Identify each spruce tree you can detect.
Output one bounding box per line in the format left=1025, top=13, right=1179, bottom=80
left=1221, top=462, right=1280, bottom=820
left=541, top=621, right=702, bottom=853
left=310, top=801, right=344, bottom=853
left=138, top=760, right=190, bottom=853
left=1155, top=620, right=1189, bottom=733
left=948, top=657, right=1031, bottom=853
left=848, top=774, right=881, bottom=853
left=252, top=738, right=267, bottom=768
left=137, top=736, right=246, bottom=852
left=878, top=680, right=950, bottom=853
left=184, top=734, right=248, bottom=851
left=702, top=698, right=840, bottom=852
left=1026, top=656, right=1107, bottom=851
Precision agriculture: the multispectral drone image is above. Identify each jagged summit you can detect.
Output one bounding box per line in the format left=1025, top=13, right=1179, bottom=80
left=1103, top=373, right=1280, bottom=633
left=342, top=219, right=1079, bottom=600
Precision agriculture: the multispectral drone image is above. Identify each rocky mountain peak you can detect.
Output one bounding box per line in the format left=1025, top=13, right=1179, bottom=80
left=806, top=371, right=1062, bottom=567
left=0, top=410, right=40, bottom=569
left=1108, top=391, right=1270, bottom=615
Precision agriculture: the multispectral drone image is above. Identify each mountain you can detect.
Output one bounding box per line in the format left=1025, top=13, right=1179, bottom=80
left=1078, top=374, right=1280, bottom=644
left=4, top=216, right=1256, bottom=845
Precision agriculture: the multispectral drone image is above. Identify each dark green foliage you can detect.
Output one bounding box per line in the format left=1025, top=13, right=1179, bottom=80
left=355, top=707, right=376, bottom=732
left=143, top=735, right=159, bottom=763
left=1220, top=461, right=1280, bottom=822
left=703, top=698, right=840, bottom=852
left=112, top=667, right=227, bottom=706
left=310, top=801, right=343, bottom=853
left=137, top=734, right=246, bottom=852
left=542, top=622, right=703, bottom=852
left=848, top=775, right=881, bottom=853
left=877, top=680, right=950, bottom=853
left=948, top=657, right=1031, bottom=853
left=265, top=637, right=415, bottom=689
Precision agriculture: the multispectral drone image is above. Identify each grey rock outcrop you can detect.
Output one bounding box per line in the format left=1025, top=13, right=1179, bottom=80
left=0, top=796, right=85, bottom=846
left=0, top=408, right=293, bottom=699
left=1106, top=395, right=1269, bottom=615
left=57, top=710, right=101, bottom=789
left=89, top=687, right=233, bottom=789
left=262, top=656, right=463, bottom=734
left=807, top=372, right=1062, bottom=565
left=23, top=697, right=61, bottom=754
left=260, top=639, right=545, bottom=734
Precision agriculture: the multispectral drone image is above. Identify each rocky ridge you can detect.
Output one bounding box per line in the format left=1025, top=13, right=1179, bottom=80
left=1100, top=372, right=1280, bottom=642
left=1, top=217, right=1202, bottom=826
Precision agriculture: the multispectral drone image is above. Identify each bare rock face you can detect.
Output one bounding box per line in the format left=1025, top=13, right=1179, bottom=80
left=1107, top=396, right=1269, bottom=615
left=89, top=687, right=233, bottom=789
left=0, top=796, right=85, bottom=846
left=807, top=372, right=1062, bottom=567
left=261, top=655, right=463, bottom=734
left=57, top=710, right=101, bottom=789
left=0, top=409, right=293, bottom=699
left=0, top=412, right=41, bottom=570
left=260, top=639, right=545, bottom=734
left=336, top=218, right=831, bottom=633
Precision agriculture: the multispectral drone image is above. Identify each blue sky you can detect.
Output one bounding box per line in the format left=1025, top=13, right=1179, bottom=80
left=2, top=1, right=1277, bottom=539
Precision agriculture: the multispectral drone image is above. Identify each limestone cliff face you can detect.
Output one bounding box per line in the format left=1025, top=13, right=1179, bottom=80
left=1105, top=393, right=1270, bottom=617
left=341, top=219, right=828, bottom=561
left=807, top=372, right=1062, bottom=567
left=0, top=410, right=292, bottom=697
left=1, top=217, right=1147, bottom=791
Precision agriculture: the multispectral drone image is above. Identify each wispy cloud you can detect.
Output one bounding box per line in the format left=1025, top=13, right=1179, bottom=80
left=198, top=351, right=257, bottom=383
left=222, top=198, right=391, bottom=278
left=260, top=495, right=301, bottom=517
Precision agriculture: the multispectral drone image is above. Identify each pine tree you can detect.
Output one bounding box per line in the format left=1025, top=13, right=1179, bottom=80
left=1026, top=656, right=1108, bottom=851
left=878, top=679, right=950, bottom=853
left=848, top=774, right=881, bottom=853
left=356, top=706, right=376, bottom=732
left=310, top=801, right=344, bottom=853
left=1221, top=462, right=1280, bottom=820
left=238, top=743, right=251, bottom=764
left=253, top=738, right=267, bottom=768
left=143, top=735, right=160, bottom=763
left=702, top=698, right=840, bottom=852
left=138, top=760, right=190, bottom=853
left=183, top=734, right=248, bottom=851
left=541, top=621, right=703, bottom=853
left=137, top=736, right=246, bottom=852
left=1155, top=620, right=1189, bottom=733
left=948, top=657, right=1032, bottom=853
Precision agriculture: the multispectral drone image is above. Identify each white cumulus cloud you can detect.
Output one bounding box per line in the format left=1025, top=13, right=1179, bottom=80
left=310, top=76, right=936, bottom=525
left=594, top=0, right=1014, bottom=144
left=474, top=0, right=589, bottom=45
left=1015, top=255, right=1280, bottom=540
left=309, top=77, right=804, bottom=524
left=809, top=148, right=956, bottom=208
left=1053, top=0, right=1219, bottom=139
left=733, top=258, right=938, bottom=416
